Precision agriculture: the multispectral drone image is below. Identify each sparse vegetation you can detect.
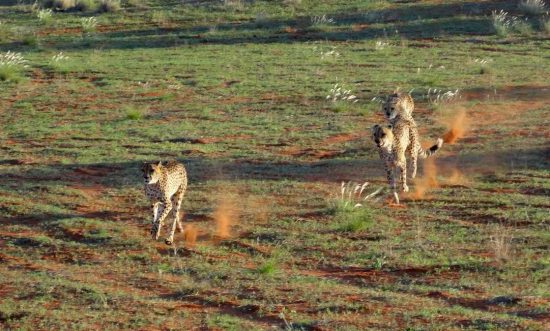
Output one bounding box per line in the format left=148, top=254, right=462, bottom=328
left=518, top=0, right=547, bottom=16
left=124, top=105, right=147, bottom=120
left=472, top=58, right=494, bottom=75
left=49, top=52, right=70, bottom=73
left=490, top=226, right=514, bottom=265
left=0, top=1, right=548, bottom=330
left=80, top=16, right=97, bottom=33
left=0, top=51, right=28, bottom=82
left=492, top=10, right=517, bottom=37
left=514, top=19, right=534, bottom=35
left=310, top=14, right=336, bottom=28
left=36, top=8, right=53, bottom=24
left=326, top=83, right=359, bottom=112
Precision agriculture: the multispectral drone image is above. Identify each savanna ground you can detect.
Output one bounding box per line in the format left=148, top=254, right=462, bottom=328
left=0, top=0, right=549, bottom=330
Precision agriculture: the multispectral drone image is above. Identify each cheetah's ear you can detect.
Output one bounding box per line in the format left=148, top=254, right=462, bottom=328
left=154, top=161, right=162, bottom=169
left=150, top=161, right=160, bottom=171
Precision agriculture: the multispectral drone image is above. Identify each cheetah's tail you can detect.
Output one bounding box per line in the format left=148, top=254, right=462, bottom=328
left=418, top=138, right=443, bottom=159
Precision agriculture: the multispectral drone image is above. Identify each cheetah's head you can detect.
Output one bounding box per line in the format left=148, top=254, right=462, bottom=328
left=372, top=124, right=393, bottom=149
left=141, top=161, right=162, bottom=184
left=382, top=93, right=411, bottom=121
left=382, top=93, right=400, bottom=121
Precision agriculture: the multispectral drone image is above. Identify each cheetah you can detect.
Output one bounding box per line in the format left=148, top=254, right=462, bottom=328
left=381, top=92, right=443, bottom=193
left=141, top=160, right=188, bottom=245
left=371, top=124, right=401, bottom=204
left=372, top=124, right=442, bottom=203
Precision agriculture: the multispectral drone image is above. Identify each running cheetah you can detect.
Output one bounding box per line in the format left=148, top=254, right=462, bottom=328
left=141, top=160, right=188, bottom=245
left=372, top=124, right=442, bottom=202
left=379, top=92, right=443, bottom=192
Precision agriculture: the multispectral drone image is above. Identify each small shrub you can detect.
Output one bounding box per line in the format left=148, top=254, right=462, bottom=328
left=36, top=8, right=53, bottom=23
left=49, top=51, right=70, bottom=73
left=472, top=58, right=493, bottom=75
left=330, top=181, right=382, bottom=213
left=326, top=83, right=359, bottom=112
left=514, top=19, right=534, bottom=35
left=0, top=51, right=29, bottom=82
left=335, top=209, right=373, bottom=232
left=371, top=255, right=387, bottom=270
left=326, top=83, right=358, bottom=103
left=330, top=181, right=381, bottom=233
left=124, top=106, right=146, bottom=120
left=97, top=0, right=120, bottom=13
left=490, top=227, right=514, bottom=264
left=492, top=10, right=517, bottom=37
left=311, top=14, right=335, bottom=27
left=424, top=88, right=461, bottom=106
left=80, top=17, right=97, bottom=33
left=256, top=260, right=277, bottom=275
left=518, top=0, right=547, bottom=15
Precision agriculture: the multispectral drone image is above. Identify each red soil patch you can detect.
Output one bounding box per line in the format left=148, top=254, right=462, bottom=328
left=352, top=24, right=370, bottom=31
left=282, top=26, right=298, bottom=34
left=280, top=147, right=344, bottom=159
left=461, top=85, right=550, bottom=102
left=73, top=167, right=112, bottom=177
left=36, top=27, right=82, bottom=36
left=322, top=133, right=362, bottom=145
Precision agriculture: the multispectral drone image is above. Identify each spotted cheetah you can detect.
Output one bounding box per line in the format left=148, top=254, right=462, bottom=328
left=141, top=160, right=188, bottom=245
left=371, top=124, right=400, bottom=204
left=378, top=94, right=443, bottom=203
left=381, top=92, right=443, bottom=192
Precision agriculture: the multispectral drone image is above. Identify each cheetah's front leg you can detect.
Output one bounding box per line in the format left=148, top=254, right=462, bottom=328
left=394, top=150, right=409, bottom=193
left=385, top=163, right=400, bottom=204
left=395, top=159, right=409, bottom=193
left=150, top=202, right=161, bottom=232
left=399, top=164, right=409, bottom=193
left=152, top=200, right=172, bottom=240
left=165, top=189, right=185, bottom=245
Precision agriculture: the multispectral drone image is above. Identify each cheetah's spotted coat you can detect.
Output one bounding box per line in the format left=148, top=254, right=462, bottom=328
left=141, top=161, right=188, bottom=245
